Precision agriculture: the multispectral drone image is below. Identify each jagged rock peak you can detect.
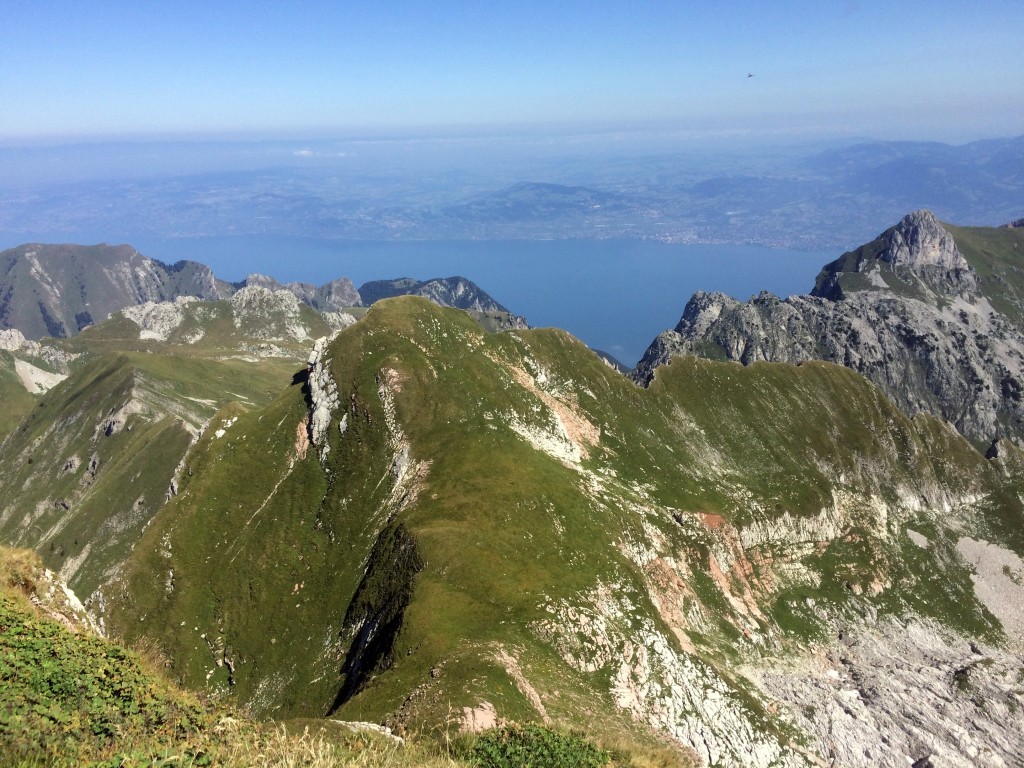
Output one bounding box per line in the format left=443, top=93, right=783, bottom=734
left=1002, top=217, right=1024, bottom=229
left=241, top=273, right=284, bottom=290
left=674, top=291, right=739, bottom=335
left=878, top=209, right=971, bottom=275
left=303, top=277, right=362, bottom=311
left=634, top=212, right=1024, bottom=444
left=812, top=209, right=978, bottom=300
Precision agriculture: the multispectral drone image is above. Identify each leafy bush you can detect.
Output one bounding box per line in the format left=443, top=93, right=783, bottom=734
left=469, top=724, right=609, bottom=768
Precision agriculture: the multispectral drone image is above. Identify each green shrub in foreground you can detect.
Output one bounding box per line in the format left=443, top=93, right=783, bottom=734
left=469, top=724, right=610, bottom=768
left=0, top=596, right=209, bottom=766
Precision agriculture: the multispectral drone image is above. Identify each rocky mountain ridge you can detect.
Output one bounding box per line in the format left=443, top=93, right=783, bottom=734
left=356, top=276, right=512, bottom=314
left=634, top=210, right=1024, bottom=445
left=0, top=242, right=522, bottom=341
left=0, top=243, right=224, bottom=340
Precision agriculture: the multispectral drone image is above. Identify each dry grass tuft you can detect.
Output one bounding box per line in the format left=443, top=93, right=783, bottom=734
left=598, top=733, right=702, bottom=768
left=0, top=546, right=43, bottom=597
left=214, top=721, right=468, bottom=768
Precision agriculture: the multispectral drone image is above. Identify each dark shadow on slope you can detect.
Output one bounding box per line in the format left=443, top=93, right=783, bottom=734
left=328, top=522, right=423, bottom=714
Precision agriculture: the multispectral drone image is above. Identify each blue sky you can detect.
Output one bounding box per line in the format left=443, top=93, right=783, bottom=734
left=2, top=1, right=1022, bottom=142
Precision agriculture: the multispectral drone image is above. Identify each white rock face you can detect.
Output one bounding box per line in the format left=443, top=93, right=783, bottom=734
left=536, top=584, right=808, bottom=767
left=737, top=504, right=846, bottom=552
left=306, top=336, right=340, bottom=462
left=506, top=412, right=584, bottom=467
left=121, top=296, right=198, bottom=341
left=0, top=328, right=29, bottom=351
left=755, top=619, right=1024, bottom=768
left=14, top=358, right=67, bottom=394
left=878, top=209, right=974, bottom=279
left=956, top=537, right=1024, bottom=644
left=230, top=285, right=309, bottom=341
left=906, top=528, right=930, bottom=549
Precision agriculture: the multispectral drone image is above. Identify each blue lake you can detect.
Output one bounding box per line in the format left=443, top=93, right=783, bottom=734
left=2, top=233, right=835, bottom=366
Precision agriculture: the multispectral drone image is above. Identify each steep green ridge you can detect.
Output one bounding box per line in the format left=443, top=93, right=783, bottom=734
left=0, top=277, right=365, bottom=602
left=0, top=351, right=35, bottom=439
left=100, top=297, right=1022, bottom=765
left=0, top=347, right=301, bottom=600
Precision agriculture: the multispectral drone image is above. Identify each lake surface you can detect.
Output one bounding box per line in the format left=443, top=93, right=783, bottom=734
left=2, top=233, right=834, bottom=366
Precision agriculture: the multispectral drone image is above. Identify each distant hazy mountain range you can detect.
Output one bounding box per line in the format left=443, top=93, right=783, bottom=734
left=2, top=135, right=1022, bottom=249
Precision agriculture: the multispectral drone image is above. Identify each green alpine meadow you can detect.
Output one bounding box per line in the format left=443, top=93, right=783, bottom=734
left=2, top=214, right=1024, bottom=767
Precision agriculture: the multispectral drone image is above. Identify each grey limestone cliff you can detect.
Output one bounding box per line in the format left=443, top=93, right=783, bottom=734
left=0, top=244, right=224, bottom=339
left=236, top=273, right=363, bottom=311
left=633, top=210, right=1024, bottom=445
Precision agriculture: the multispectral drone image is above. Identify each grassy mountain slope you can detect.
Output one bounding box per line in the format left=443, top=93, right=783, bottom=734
left=2, top=545, right=523, bottom=768
left=0, top=288, right=337, bottom=603
left=0, top=547, right=211, bottom=766
left=946, top=222, right=1024, bottom=324
left=0, top=351, right=36, bottom=438
left=0, top=350, right=300, bottom=600
left=102, top=297, right=1023, bottom=766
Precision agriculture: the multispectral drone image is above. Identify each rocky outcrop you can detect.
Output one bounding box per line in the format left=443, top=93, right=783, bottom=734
left=235, top=274, right=363, bottom=311
left=358, top=276, right=510, bottom=313
left=0, top=547, right=101, bottom=635
left=121, top=296, right=199, bottom=341
left=754, top=619, right=1024, bottom=768
left=634, top=211, right=1024, bottom=444
left=0, top=328, right=29, bottom=352
left=0, top=327, right=78, bottom=390
left=306, top=335, right=340, bottom=462
left=229, top=285, right=309, bottom=341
